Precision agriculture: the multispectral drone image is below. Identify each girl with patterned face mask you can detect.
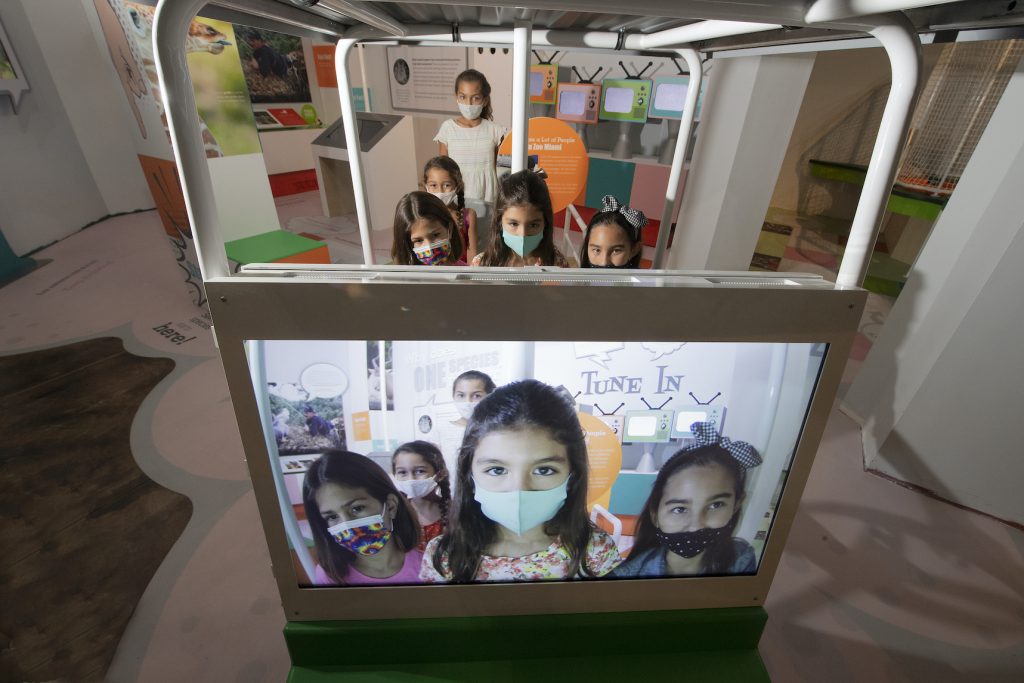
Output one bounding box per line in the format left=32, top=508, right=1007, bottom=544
left=303, top=451, right=423, bottom=585
left=391, top=441, right=452, bottom=552
left=580, top=195, right=647, bottom=269
left=420, top=380, right=621, bottom=584
left=423, top=156, right=479, bottom=262
left=611, top=424, right=762, bottom=578
left=390, top=192, right=466, bottom=266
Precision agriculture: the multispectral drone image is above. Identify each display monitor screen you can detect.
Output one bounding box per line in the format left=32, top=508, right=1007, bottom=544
left=559, top=90, right=586, bottom=116
left=604, top=86, right=634, bottom=114
left=530, top=71, right=544, bottom=97
left=654, top=83, right=687, bottom=113
left=250, top=339, right=827, bottom=588
left=627, top=415, right=657, bottom=437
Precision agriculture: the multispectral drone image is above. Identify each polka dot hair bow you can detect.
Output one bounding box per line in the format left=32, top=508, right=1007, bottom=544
left=686, top=421, right=763, bottom=469
left=601, top=195, right=649, bottom=232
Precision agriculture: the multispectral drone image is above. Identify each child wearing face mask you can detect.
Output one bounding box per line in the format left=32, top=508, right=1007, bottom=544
left=423, top=156, right=478, bottom=262
left=390, top=191, right=466, bottom=266
left=303, top=450, right=423, bottom=585
left=392, top=441, right=452, bottom=551
left=472, top=171, right=568, bottom=267
left=612, top=423, right=761, bottom=578
left=420, top=380, right=621, bottom=583
left=580, top=195, right=647, bottom=269
left=434, top=69, right=507, bottom=205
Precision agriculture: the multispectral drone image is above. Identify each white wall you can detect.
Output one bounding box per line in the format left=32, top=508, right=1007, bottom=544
left=0, top=0, right=109, bottom=255
left=666, top=53, right=815, bottom=269
left=842, top=56, right=1024, bottom=525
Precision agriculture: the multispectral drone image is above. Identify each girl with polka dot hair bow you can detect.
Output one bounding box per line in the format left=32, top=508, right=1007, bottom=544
left=612, top=423, right=762, bottom=578
left=579, top=195, right=648, bottom=269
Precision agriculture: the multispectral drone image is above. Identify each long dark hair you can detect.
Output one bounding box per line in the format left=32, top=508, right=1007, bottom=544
left=303, top=450, right=420, bottom=584
left=455, top=68, right=493, bottom=121
left=580, top=211, right=643, bottom=268
left=391, top=440, right=452, bottom=529
left=432, top=379, right=596, bottom=582
left=632, top=446, right=747, bottom=574
left=423, top=155, right=467, bottom=217
left=390, top=191, right=464, bottom=265
left=478, top=171, right=556, bottom=267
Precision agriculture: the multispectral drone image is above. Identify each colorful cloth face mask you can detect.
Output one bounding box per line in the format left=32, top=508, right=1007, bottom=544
left=430, top=190, right=458, bottom=206
left=413, top=238, right=452, bottom=265
left=502, top=229, right=543, bottom=258
left=458, top=103, right=483, bottom=120
left=654, top=513, right=738, bottom=559
left=328, top=514, right=392, bottom=556
left=472, top=477, right=569, bottom=536
left=394, top=476, right=437, bottom=500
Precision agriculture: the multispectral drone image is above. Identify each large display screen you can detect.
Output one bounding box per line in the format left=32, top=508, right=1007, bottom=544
left=250, top=339, right=827, bottom=588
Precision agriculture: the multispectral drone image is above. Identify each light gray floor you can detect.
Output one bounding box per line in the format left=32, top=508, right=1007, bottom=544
left=2, top=210, right=1021, bottom=682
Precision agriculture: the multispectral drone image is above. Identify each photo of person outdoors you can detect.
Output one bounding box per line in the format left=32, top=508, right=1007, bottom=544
left=235, top=26, right=311, bottom=103
left=612, top=423, right=762, bottom=578
left=392, top=441, right=451, bottom=551
left=304, top=451, right=422, bottom=585
left=421, top=380, right=621, bottom=583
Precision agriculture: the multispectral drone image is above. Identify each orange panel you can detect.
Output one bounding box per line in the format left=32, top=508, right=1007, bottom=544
left=273, top=245, right=330, bottom=265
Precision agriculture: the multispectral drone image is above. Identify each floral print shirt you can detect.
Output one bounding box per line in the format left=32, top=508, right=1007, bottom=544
left=420, top=528, right=621, bottom=583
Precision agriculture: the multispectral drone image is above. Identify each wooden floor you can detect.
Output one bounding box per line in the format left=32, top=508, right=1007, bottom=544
left=0, top=337, right=192, bottom=682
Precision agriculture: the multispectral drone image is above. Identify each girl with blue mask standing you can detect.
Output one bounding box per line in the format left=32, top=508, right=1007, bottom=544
left=472, top=171, right=569, bottom=267
left=420, top=380, right=621, bottom=583
left=303, top=450, right=423, bottom=585
left=611, top=424, right=762, bottom=578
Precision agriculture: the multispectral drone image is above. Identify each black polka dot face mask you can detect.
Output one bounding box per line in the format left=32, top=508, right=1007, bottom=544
left=653, top=513, right=739, bottom=559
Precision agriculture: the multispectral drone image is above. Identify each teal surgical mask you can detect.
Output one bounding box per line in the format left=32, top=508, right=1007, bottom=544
left=472, top=478, right=569, bottom=535
left=502, top=229, right=544, bottom=257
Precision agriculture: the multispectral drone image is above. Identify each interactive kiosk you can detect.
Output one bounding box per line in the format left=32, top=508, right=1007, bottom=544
left=310, top=112, right=416, bottom=244
left=152, top=0, right=951, bottom=678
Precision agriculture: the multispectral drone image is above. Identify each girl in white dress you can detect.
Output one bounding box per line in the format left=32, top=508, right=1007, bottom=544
left=434, top=69, right=507, bottom=205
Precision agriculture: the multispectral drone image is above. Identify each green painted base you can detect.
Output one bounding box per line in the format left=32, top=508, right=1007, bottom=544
left=285, top=608, right=769, bottom=682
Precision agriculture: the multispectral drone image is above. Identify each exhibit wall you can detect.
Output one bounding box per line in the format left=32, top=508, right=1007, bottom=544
left=0, top=0, right=140, bottom=256
left=842, top=58, right=1024, bottom=525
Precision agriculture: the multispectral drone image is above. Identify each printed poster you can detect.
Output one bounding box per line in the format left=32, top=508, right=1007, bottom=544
left=386, top=46, right=466, bottom=113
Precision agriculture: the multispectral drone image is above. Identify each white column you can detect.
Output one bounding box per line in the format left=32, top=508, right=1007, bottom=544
left=842, top=57, right=1024, bottom=524
left=666, top=52, right=815, bottom=270
left=511, top=22, right=532, bottom=173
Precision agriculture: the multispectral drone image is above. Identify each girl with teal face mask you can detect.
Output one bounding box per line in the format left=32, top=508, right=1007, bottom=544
left=303, top=451, right=424, bottom=585
left=472, top=171, right=569, bottom=268
left=419, top=380, right=621, bottom=583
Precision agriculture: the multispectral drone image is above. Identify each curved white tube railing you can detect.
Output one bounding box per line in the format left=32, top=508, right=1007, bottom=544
left=653, top=48, right=702, bottom=269
left=835, top=13, right=921, bottom=288
left=334, top=38, right=375, bottom=264
left=153, top=0, right=230, bottom=280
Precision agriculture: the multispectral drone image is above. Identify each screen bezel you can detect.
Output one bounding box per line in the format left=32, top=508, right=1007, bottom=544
left=208, top=269, right=864, bottom=621
left=650, top=75, right=691, bottom=120
left=555, top=83, right=601, bottom=124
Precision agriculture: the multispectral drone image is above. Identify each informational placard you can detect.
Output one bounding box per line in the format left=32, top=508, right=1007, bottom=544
left=498, top=117, right=588, bottom=213
left=312, top=44, right=337, bottom=88
left=386, top=46, right=466, bottom=113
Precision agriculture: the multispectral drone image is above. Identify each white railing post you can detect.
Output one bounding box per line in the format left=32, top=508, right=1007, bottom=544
left=654, top=48, right=703, bottom=269
left=153, top=0, right=229, bottom=280
left=335, top=38, right=375, bottom=264
left=836, top=14, right=921, bottom=288
left=511, top=22, right=532, bottom=173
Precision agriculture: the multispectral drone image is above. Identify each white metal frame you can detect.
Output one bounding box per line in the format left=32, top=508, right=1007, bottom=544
left=155, top=0, right=923, bottom=280
left=150, top=0, right=948, bottom=622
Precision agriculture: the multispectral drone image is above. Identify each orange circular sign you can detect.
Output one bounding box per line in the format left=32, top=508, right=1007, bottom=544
left=498, top=117, right=588, bottom=213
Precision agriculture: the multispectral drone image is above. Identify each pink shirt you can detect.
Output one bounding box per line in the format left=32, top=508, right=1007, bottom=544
left=313, top=549, right=424, bottom=585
